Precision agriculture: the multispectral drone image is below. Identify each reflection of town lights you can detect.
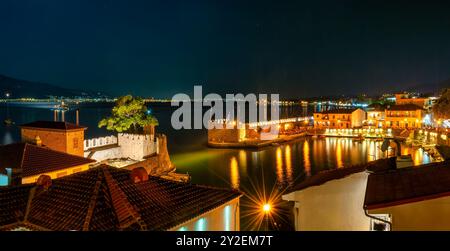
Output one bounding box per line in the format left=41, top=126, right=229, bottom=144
left=262, top=203, right=271, bottom=214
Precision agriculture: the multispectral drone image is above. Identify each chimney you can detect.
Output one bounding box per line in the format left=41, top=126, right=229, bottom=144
left=76, top=109, right=79, bottom=125
left=35, top=136, right=42, bottom=147
left=36, top=175, right=52, bottom=190
left=130, top=167, right=149, bottom=183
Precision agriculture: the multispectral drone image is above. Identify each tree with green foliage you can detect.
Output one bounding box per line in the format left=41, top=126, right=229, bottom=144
left=98, top=95, right=158, bottom=133
left=433, top=88, right=450, bottom=120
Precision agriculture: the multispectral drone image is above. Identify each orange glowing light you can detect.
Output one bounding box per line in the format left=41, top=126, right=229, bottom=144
left=262, top=203, right=271, bottom=214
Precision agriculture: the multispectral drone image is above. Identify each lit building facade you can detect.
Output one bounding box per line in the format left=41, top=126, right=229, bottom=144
left=313, top=108, right=366, bottom=129
left=384, top=104, right=424, bottom=129
left=171, top=199, right=240, bottom=231
left=395, top=93, right=429, bottom=108
left=20, top=121, right=87, bottom=157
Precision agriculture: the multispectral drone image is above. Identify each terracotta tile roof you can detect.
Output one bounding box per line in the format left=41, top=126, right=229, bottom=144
left=315, top=108, right=358, bottom=114
left=0, top=185, right=32, bottom=227
left=364, top=161, right=450, bottom=210
left=0, top=165, right=242, bottom=231
left=0, top=143, right=95, bottom=177
left=20, top=121, right=86, bottom=130
left=284, top=158, right=396, bottom=194
left=386, top=104, right=423, bottom=111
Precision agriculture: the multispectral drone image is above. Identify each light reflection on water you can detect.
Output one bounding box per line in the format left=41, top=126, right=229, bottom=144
left=173, top=137, right=433, bottom=193
left=182, top=139, right=427, bottom=199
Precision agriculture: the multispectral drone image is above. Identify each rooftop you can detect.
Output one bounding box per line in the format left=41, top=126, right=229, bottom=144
left=284, top=158, right=396, bottom=194
left=315, top=108, right=358, bottom=114
left=366, top=103, right=386, bottom=111
left=20, top=121, right=86, bottom=130
left=0, top=143, right=95, bottom=177
left=386, top=104, right=423, bottom=111
left=0, top=165, right=242, bottom=231
left=364, top=161, right=450, bottom=210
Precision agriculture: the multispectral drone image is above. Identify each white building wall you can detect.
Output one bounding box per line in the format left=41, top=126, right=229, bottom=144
left=351, top=109, right=366, bottom=128
left=169, top=199, right=240, bottom=231
left=369, top=196, right=450, bottom=230
left=118, top=133, right=157, bottom=160
left=282, top=172, right=370, bottom=231
left=84, top=146, right=122, bottom=162
left=84, top=134, right=158, bottom=162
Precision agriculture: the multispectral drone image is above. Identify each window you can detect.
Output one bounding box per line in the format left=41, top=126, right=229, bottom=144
left=73, top=137, right=79, bottom=149
left=370, top=214, right=391, bottom=231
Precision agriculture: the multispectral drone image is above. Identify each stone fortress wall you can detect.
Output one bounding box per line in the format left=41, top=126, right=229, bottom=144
left=84, top=133, right=158, bottom=161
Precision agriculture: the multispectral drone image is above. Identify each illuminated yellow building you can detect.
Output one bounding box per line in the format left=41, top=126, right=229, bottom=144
left=20, top=121, right=87, bottom=157
left=365, top=104, right=385, bottom=128
left=313, top=108, right=366, bottom=129
left=384, top=104, right=424, bottom=129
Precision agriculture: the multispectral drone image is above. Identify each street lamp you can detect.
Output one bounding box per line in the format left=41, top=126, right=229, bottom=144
left=262, top=203, right=271, bottom=214
left=262, top=203, right=271, bottom=231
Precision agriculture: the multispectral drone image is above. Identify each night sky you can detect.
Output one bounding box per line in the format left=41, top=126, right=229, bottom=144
left=1, top=0, right=450, bottom=98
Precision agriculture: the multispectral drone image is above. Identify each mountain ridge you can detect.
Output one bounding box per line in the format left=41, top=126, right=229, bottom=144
left=0, top=74, right=108, bottom=99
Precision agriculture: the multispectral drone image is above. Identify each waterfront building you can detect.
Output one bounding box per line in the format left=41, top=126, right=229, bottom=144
left=0, top=165, right=242, bottom=231
left=207, top=117, right=309, bottom=147
left=283, top=159, right=450, bottom=231
left=313, top=108, right=366, bottom=129
left=20, top=121, right=86, bottom=157
left=0, top=142, right=95, bottom=186
left=384, top=104, right=424, bottom=129
left=395, top=93, right=431, bottom=109
left=365, top=104, right=385, bottom=128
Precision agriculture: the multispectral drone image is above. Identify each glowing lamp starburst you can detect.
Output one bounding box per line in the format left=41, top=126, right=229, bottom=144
left=262, top=203, right=271, bottom=214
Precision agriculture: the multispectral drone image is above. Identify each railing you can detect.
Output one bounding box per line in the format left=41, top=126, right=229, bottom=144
left=84, top=135, right=118, bottom=150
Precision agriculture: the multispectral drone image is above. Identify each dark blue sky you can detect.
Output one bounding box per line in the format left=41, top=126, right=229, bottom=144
left=1, top=0, right=450, bottom=98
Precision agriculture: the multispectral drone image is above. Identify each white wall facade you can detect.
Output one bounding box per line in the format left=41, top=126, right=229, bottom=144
left=84, top=146, right=122, bottom=162
left=118, top=133, right=157, bottom=160
left=369, top=196, right=450, bottom=230
left=84, top=134, right=158, bottom=161
left=283, top=172, right=371, bottom=231
left=169, top=198, right=240, bottom=231
left=351, top=109, right=366, bottom=128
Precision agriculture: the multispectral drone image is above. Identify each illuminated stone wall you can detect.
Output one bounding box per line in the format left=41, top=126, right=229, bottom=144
left=208, top=127, right=241, bottom=143
left=118, top=133, right=157, bottom=160
left=21, top=128, right=85, bottom=157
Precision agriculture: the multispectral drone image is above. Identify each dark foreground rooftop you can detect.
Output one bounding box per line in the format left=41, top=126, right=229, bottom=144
left=284, top=157, right=396, bottom=194
left=0, top=165, right=242, bottom=231
left=364, top=161, right=450, bottom=210
left=0, top=143, right=95, bottom=177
